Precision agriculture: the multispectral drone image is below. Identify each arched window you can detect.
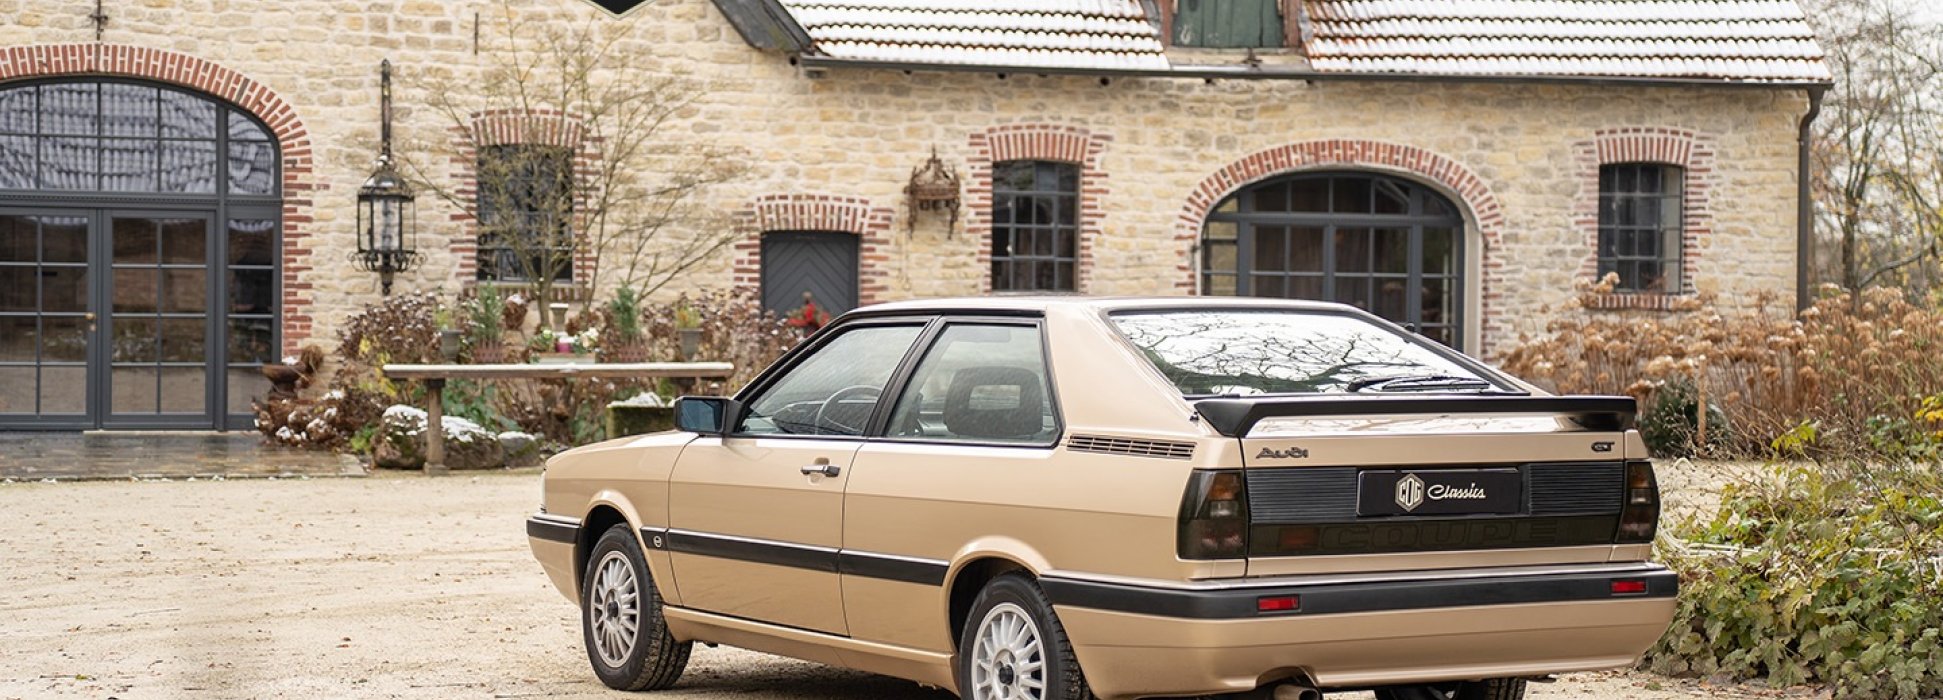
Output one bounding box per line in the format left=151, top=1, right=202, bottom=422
left=1200, top=172, right=1465, bottom=348
left=0, top=78, right=280, bottom=430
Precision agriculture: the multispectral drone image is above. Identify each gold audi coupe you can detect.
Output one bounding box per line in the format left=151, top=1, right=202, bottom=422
left=526, top=297, right=1674, bottom=700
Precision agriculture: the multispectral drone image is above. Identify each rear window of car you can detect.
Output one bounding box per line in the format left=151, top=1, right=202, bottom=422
left=1109, top=309, right=1491, bottom=397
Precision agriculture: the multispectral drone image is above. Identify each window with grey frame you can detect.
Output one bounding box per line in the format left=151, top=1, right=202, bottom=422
left=1597, top=163, right=1685, bottom=294
left=0, top=78, right=281, bottom=428
left=476, top=144, right=574, bottom=282
left=0, top=81, right=277, bottom=195
left=1199, top=172, right=1465, bottom=349
left=990, top=160, right=1079, bottom=293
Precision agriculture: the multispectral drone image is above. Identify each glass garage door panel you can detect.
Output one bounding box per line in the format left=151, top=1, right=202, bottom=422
left=108, top=215, right=209, bottom=417
left=1199, top=172, right=1467, bottom=350
left=0, top=213, right=91, bottom=419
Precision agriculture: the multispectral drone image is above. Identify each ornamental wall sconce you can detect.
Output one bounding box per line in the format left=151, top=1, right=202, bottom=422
left=904, top=148, right=961, bottom=236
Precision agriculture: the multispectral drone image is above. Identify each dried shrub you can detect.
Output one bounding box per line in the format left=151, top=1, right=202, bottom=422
left=257, top=289, right=805, bottom=451
left=255, top=293, right=447, bottom=450
left=626, top=288, right=800, bottom=391
left=1501, top=278, right=1943, bottom=459
left=337, top=291, right=444, bottom=366
left=437, top=290, right=800, bottom=447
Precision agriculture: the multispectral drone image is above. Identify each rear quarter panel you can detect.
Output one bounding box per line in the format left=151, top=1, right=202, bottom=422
left=842, top=444, right=1200, bottom=652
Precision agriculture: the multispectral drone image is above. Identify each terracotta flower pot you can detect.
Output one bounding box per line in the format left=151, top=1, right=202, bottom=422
left=607, top=342, right=647, bottom=364
left=470, top=341, right=505, bottom=364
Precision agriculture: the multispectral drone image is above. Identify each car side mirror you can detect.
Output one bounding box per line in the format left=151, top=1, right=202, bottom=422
left=673, top=396, right=739, bottom=436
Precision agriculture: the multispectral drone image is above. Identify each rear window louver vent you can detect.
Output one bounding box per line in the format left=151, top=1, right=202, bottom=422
left=1066, top=435, right=1196, bottom=460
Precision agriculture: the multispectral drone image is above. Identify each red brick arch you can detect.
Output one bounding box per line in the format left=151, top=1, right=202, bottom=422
left=1178, top=139, right=1508, bottom=350
left=0, top=44, right=318, bottom=354
left=448, top=109, right=602, bottom=284
left=1570, top=127, right=1716, bottom=310
left=730, top=194, right=894, bottom=308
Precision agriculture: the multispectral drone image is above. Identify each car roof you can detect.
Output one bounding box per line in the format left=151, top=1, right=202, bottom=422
left=843, top=295, right=1357, bottom=318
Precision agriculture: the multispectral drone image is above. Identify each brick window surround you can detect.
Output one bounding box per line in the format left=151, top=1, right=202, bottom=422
left=1572, top=127, right=1716, bottom=311
left=449, top=109, right=600, bottom=288
left=967, top=124, right=1110, bottom=294
left=0, top=43, right=317, bottom=355
left=730, top=194, right=893, bottom=306
left=1179, top=139, right=1508, bottom=350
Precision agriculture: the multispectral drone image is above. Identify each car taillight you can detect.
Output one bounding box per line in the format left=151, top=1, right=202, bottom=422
left=1179, top=470, right=1248, bottom=559
left=1615, top=460, right=1660, bottom=543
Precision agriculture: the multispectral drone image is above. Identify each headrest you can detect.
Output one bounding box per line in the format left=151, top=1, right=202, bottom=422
left=943, top=366, right=1044, bottom=439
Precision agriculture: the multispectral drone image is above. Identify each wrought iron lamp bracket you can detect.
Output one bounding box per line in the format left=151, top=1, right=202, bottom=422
left=904, top=147, right=961, bottom=236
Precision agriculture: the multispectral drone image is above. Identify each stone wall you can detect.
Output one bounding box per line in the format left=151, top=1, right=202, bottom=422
left=0, top=0, right=1813, bottom=357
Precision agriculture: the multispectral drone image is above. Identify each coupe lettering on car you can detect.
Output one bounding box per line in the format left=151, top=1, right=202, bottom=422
left=526, top=297, right=1674, bottom=700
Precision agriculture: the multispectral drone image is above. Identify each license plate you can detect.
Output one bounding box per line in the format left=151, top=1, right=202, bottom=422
left=1357, top=468, right=1523, bottom=516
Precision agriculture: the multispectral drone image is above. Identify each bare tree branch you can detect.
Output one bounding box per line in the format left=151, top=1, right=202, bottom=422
left=395, top=0, right=749, bottom=327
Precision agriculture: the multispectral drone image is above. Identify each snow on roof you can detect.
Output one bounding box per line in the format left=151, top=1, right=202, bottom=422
left=765, top=0, right=1830, bottom=82
left=1299, top=0, right=1831, bottom=81
left=779, top=0, right=1171, bottom=70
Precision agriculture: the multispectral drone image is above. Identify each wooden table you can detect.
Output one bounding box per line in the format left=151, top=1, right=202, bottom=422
left=380, top=362, right=734, bottom=474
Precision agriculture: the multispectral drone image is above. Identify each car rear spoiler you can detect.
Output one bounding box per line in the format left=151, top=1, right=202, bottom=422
left=1193, top=395, right=1639, bottom=437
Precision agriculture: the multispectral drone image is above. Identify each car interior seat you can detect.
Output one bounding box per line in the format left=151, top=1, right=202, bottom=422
left=942, top=366, right=1045, bottom=440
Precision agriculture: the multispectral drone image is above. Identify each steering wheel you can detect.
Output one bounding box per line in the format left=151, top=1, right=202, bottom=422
left=813, top=384, right=882, bottom=435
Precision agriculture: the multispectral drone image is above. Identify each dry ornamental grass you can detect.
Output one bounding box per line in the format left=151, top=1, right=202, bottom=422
left=1501, top=276, right=1943, bottom=459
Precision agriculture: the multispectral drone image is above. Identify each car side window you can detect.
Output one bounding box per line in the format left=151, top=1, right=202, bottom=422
left=885, top=324, right=1057, bottom=445
left=736, top=324, right=923, bottom=437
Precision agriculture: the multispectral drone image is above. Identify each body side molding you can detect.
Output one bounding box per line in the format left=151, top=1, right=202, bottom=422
left=526, top=514, right=581, bottom=544
left=645, top=527, right=950, bottom=585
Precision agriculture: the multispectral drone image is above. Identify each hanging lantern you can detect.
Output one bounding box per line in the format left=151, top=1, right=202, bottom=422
left=351, top=59, right=421, bottom=295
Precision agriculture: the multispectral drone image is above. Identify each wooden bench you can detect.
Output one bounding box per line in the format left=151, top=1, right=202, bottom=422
left=379, top=362, right=734, bottom=474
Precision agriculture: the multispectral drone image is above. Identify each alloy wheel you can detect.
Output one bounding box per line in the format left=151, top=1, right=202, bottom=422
left=970, top=602, right=1046, bottom=700
left=588, top=550, right=640, bottom=667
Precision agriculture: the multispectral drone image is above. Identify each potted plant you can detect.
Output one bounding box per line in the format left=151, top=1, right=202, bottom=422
left=605, top=286, right=648, bottom=363
left=529, top=327, right=597, bottom=364
left=674, top=302, right=703, bottom=361
left=784, top=291, right=831, bottom=335
left=467, top=285, right=507, bottom=363
left=434, top=307, right=463, bottom=362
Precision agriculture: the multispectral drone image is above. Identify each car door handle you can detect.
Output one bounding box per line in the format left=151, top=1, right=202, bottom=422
left=800, top=463, right=841, bottom=477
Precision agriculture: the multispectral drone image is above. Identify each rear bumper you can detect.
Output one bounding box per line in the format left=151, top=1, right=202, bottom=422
left=1045, top=564, right=1677, bottom=699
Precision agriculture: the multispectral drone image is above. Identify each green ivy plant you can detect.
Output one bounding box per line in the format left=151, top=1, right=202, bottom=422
left=1648, top=462, right=1943, bottom=699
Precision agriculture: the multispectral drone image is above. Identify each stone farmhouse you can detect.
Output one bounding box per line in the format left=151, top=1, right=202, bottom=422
left=0, top=0, right=1830, bottom=430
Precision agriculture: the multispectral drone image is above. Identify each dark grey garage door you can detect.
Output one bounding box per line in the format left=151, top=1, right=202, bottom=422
left=760, top=230, right=858, bottom=318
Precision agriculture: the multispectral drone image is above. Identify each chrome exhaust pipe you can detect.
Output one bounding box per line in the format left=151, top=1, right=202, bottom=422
left=1270, top=681, right=1322, bottom=700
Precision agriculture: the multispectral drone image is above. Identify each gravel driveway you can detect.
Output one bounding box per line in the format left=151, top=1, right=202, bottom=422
left=0, top=472, right=1806, bottom=700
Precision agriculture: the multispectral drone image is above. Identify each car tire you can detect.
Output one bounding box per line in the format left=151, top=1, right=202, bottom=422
left=581, top=524, right=691, bottom=691
left=1376, top=679, right=1525, bottom=700
left=957, top=573, right=1095, bottom=700
left=1454, top=678, right=1526, bottom=700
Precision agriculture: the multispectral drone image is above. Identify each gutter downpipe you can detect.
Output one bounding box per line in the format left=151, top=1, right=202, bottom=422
left=1797, top=85, right=1828, bottom=313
